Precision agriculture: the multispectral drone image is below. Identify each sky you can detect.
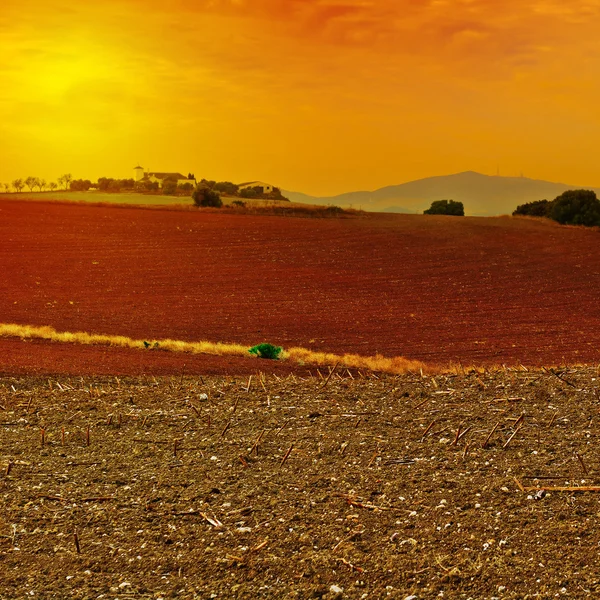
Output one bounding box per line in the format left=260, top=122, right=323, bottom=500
left=1, top=0, right=600, bottom=196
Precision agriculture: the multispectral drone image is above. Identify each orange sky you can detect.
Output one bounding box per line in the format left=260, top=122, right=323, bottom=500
left=2, top=0, right=600, bottom=195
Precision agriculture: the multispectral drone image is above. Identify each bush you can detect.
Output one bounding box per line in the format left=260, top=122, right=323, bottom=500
left=240, top=187, right=258, bottom=199
left=513, top=190, right=600, bottom=227
left=325, top=205, right=344, bottom=215
left=232, top=200, right=246, bottom=207
left=162, top=181, right=177, bottom=195
left=214, top=181, right=239, bottom=195
left=249, top=343, right=283, bottom=360
left=192, top=186, right=222, bottom=207
left=549, top=190, right=600, bottom=226
left=513, top=199, right=552, bottom=217
left=424, top=200, right=464, bottom=216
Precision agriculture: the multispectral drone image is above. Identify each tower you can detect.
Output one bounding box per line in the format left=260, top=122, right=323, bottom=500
left=134, top=165, right=144, bottom=182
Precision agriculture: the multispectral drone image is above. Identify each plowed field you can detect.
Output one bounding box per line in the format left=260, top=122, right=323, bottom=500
left=2, top=369, right=600, bottom=599
left=1, top=198, right=599, bottom=374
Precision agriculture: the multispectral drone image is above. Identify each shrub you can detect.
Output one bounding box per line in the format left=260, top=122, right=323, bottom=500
left=549, top=189, right=600, bottom=227
left=513, top=199, right=552, bottom=217
left=240, top=187, right=258, bottom=199
left=249, top=343, right=283, bottom=360
left=232, top=200, right=246, bottom=207
left=513, top=190, right=600, bottom=227
left=424, top=200, right=464, bottom=216
left=162, top=181, right=177, bottom=195
left=214, top=181, right=239, bottom=195
left=192, top=185, right=222, bottom=207
left=325, top=205, right=344, bottom=215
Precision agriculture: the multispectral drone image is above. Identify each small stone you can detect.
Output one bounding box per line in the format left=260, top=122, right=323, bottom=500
left=330, top=584, right=344, bottom=594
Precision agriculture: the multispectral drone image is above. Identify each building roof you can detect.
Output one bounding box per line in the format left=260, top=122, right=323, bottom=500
left=145, top=172, right=187, bottom=180
left=238, top=181, right=272, bottom=187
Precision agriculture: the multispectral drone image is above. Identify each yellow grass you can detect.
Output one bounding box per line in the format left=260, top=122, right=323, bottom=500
left=0, top=322, right=427, bottom=374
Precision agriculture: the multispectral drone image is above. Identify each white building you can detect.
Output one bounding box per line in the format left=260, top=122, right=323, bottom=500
left=134, top=166, right=195, bottom=188
left=238, top=181, right=275, bottom=194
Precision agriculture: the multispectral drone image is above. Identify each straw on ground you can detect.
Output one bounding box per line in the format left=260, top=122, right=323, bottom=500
left=0, top=323, right=426, bottom=375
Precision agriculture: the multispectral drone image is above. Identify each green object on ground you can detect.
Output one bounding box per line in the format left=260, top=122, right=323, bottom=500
left=249, top=343, right=283, bottom=360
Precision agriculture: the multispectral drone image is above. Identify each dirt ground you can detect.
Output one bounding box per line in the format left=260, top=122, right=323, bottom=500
left=2, top=199, right=600, bottom=368
left=2, top=368, right=600, bottom=599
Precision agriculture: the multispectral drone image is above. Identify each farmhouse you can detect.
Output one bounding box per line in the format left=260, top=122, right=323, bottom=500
left=134, top=166, right=195, bottom=188
left=238, top=181, right=275, bottom=194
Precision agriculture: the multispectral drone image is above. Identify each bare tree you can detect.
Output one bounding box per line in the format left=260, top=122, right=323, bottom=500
left=58, top=173, right=72, bottom=190
left=48, top=182, right=58, bottom=191
left=25, top=176, right=37, bottom=192
left=12, top=179, right=24, bottom=193
left=35, top=178, right=46, bottom=191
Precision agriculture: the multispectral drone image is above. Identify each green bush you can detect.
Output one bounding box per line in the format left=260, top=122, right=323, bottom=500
left=162, top=181, right=177, bottom=195
left=192, top=185, right=222, bottom=207
left=513, top=190, right=600, bottom=227
left=549, top=190, right=600, bottom=226
left=249, top=343, right=283, bottom=360
left=513, top=199, right=552, bottom=217
left=424, top=200, right=464, bottom=216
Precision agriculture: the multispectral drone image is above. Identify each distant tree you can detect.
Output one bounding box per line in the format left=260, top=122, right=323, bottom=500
left=178, top=182, right=194, bottom=192
left=35, top=178, right=46, bottom=191
left=1, top=183, right=9, bottom=193
left=187, top=173, right=196, bottom=180
left=135, top=180, right=159, bottom=192
left=48, top=182, right=58, bottom=192
left=199, top=178, right=216, bottom=190
left=12, top=178, right=24, bottom=193
left=25, top=176, right=37, bottom=192
left=213, top=181, right=239, bottom=195
left=424, top=199, right=464, bottom=216
left=162, top=181, right=177, bottom=195
left=107, top=179, right=122, bottom=192
left=267, top=187, right=288, bottom=201
left=549, top=190, right=600, bottom=227
left=58, top=173, right=72, bottom=190
left=513, top=190, right=600, bottom=227
left=192, top=184, right=222, bottom=207
left=121, top=178, right=135, bottom=190
left=513, top=199, right=552, bottom=217
left=70, top=179, right=92, bottom=191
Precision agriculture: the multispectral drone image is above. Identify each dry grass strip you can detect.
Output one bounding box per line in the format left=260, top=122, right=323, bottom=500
left=0, top=323, right=426, bottom=375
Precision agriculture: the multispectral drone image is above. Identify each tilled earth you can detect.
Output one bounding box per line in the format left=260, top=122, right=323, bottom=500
left=1, top=368, right=600, bottom=599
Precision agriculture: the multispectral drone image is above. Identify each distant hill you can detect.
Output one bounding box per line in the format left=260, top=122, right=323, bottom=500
left=283, top=171, right=600, bottom=216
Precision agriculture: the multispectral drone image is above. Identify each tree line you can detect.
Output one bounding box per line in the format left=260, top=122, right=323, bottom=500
left=1, top=174, right=74, bottom=193
left=513, top=189, right=600, bottom=227
left=1, top=175, right=288, bottom=203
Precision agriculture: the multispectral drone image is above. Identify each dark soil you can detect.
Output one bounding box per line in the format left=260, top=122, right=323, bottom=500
left=2, top=368, right=600, bottom=599
left=2, top=199, right=600, bottom=370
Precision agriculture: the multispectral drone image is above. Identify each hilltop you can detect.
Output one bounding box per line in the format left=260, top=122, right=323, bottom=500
left=284, top=171, right=600, bottom=216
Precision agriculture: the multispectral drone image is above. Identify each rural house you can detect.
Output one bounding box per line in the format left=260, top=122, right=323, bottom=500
left=134, top=166, right=196, bottom=188
left=238, top=181, right=275, bottom=194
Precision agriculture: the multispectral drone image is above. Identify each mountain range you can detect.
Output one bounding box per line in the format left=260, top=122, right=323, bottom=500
left=283, top=171, right=600, bottom=216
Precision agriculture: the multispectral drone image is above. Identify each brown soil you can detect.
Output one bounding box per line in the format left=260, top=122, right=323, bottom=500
left=1, top=199, right=600, bottom=374
left=1, top=369, right=600, bottom=598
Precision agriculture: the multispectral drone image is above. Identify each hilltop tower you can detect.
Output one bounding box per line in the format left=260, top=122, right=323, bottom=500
left=134, top=165, right=144, bottom=182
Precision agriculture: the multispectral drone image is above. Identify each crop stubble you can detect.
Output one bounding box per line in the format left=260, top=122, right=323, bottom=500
left=1, top=369, right=600, bottom=598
